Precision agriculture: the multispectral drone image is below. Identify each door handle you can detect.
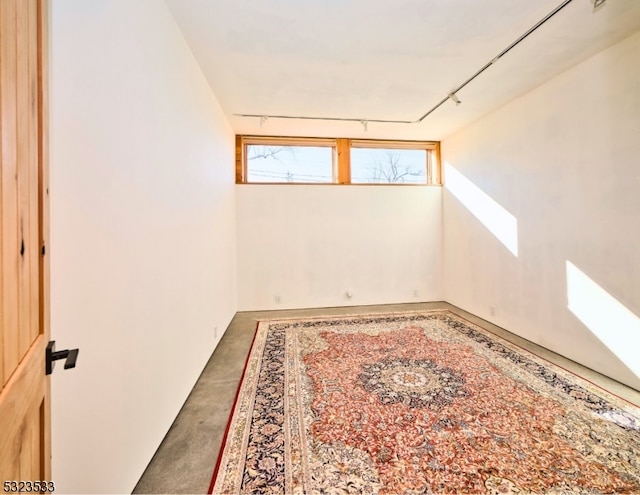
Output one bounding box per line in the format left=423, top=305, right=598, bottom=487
left=46, top=341, right=79, bottom=375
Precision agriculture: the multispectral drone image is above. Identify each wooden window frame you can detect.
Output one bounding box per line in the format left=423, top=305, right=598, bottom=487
left=237, top=135, right=441, bottom=185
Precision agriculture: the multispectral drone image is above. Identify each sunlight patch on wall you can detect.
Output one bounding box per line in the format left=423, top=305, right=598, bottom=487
left=566, top=261, right=640, bottom=380
left=444, top=163, right=518, bottom=256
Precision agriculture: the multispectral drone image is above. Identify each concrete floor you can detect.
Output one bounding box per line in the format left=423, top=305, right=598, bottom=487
left=132, top=302, right=640, bottom=494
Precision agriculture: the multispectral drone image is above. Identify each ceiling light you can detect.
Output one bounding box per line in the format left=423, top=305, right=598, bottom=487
left=449, top=93, right=462, bottom=106
left=361, top=120, right=368, bottom=132
left=593, top=0, right=607, bottom=12
left=259, top=115, right=268, bottom=127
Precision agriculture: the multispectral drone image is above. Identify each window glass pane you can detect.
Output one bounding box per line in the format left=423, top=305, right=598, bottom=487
left=246, top=145, right=333, bottom=183
left=351, top=148, right=427, bottom=184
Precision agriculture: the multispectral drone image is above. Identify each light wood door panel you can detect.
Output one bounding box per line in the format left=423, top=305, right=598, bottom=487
left=0, top=0, right=50, bottom=483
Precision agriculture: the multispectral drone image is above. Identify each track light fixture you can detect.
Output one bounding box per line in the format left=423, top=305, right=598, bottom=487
left=361, top=120, right=368, bottom=132
left=449, top=93, right=462, bottom=106
left=593, top=0, right=606, bottom=12
left=259, top=115, right=268, bottom=127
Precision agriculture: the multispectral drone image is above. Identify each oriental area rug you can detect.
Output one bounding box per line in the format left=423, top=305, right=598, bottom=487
left=209, top=311, right=640, bottom=494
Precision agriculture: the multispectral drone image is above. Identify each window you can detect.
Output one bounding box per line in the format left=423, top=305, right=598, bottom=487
left=237, top=136, right=440, bottom=185
left=244, top=139, right=335, bottom=183
left=351, top=141, right=429, bottom=184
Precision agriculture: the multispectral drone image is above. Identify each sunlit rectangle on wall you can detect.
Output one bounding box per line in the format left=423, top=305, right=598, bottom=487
left=566, top=260, right=640, bottom=380
left=444, top=163, right=518, bottom=256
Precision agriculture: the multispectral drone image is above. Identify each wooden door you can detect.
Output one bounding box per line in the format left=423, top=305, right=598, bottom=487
left=0, top=0, right=51, bottom=485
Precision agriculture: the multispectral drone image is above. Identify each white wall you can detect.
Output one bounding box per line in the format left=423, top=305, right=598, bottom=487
left=442, top=31, right=640, bottom=390
left=50, top=1, right=237, bottom=492
left=236, top=185, right=443, bottom=310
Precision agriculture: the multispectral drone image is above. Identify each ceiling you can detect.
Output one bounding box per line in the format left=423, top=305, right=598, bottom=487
left=165, top=0, right=640, bottom=140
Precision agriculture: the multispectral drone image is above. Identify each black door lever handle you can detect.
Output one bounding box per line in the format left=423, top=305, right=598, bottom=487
left=46, top=341, right=79, bottom=375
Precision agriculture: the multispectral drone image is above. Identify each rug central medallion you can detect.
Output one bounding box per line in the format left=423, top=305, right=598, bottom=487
left=210, top=311, right=640, bottom=494
left=357, top=357, right=469, bottom=409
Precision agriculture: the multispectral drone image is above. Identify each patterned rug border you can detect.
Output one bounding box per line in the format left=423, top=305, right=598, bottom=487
left=208, top=319, right=261, bottom=495
left=450, top=311, right=640, bottom=409
left=209, top=309, right=640, bottom=493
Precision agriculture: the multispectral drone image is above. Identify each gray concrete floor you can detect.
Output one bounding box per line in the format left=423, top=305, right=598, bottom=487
left=132, top=302, right=640, bottom=494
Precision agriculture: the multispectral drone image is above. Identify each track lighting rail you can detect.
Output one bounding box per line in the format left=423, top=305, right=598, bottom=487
left=237, top=0, right=603, bottom=128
